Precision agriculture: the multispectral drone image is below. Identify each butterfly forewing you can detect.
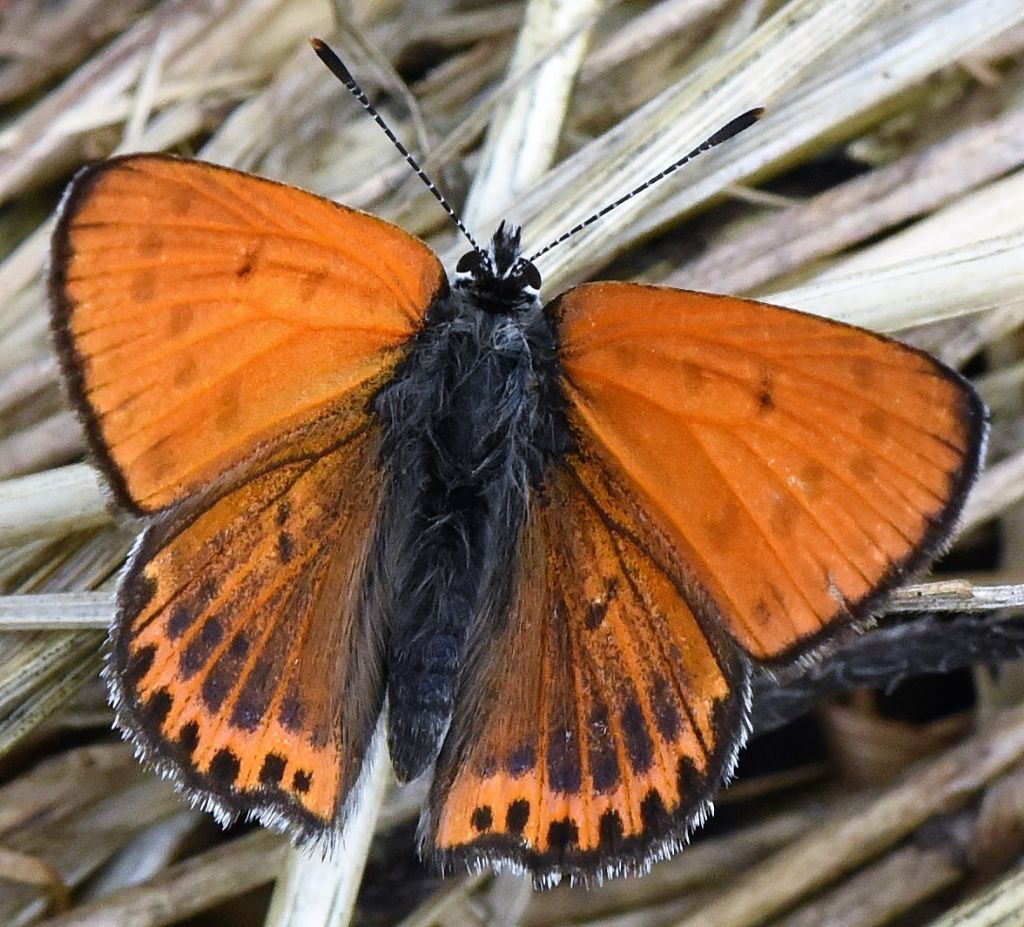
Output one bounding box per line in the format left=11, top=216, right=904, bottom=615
left=552, top=282, right=986, bottom=662
left=50, top=155, right=445, bottom=513
left=426, top=460, right=747, bottom=883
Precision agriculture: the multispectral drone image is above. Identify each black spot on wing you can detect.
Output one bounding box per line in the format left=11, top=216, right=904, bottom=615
left=507, top=742, right=536, bottom=778
left=168, top=605, right=194, bottom=640
left=141, top=687, right=172, bottom=726
left=598, top=809, right=624, bottom=854
left=547, top=818, right=579, bottom=853
left=204, top=631, right=252, bottom=713
left=231, top=656, right=275, bottom=731
left=177, top=721, right=200, bottom=758
left=546, top=727, right=582, bottom=793
left=587, top=702, right=620, bottom=792
left=506, top=799, right=530, bottom=835
left=209, top=748, right=241, bottom=785
left=180, top=616, right=223, bottom=678
left=279, top=694, right=304, bottom=732
left=471, top=806, right=493, bottom=833
left=259, top=753, right=287, bottom=785
left=640, top=789, right=670, bottom=833
left=757, top=369, right=775, bottom=412
left=124, top=644, right=156, bottom=691
left=201, top=672, right=230, bottom=713
left=650, top=674, right=681, bottom=741
left=677, top=755, right=702, bottom=800
left=584, top=577, right=619, bottom=630
left=621, top=696, right=654, bottom=773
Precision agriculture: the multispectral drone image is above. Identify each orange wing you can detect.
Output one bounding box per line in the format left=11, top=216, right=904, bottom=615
left=425, top=459, right=748, bottom=884
left=49, top=155, right=445, bottom=514
left=552, top=282, right=987, bottom=662
left=110, top=390, right=387, bottom=841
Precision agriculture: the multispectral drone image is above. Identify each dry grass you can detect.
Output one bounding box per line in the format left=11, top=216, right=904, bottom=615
left=1, top=0, right=1024, bottom=924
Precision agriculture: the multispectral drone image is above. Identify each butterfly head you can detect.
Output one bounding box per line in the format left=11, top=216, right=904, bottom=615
left=453, top=222, right=542, bottom=314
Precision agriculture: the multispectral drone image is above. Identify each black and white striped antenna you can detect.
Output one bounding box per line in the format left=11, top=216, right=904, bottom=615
left=313, top=37, right=763, bottom=266
left=526, top=107, right=765, bottom=263
left=311, top=38, right=485, bottom=258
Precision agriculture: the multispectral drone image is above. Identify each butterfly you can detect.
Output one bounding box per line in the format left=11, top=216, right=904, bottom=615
left=47, top=39, right=986, bottom=887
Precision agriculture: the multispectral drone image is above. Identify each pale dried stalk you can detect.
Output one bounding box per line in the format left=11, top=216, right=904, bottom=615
left=961, top=447, right=1024, bottom=534
left=773, top=842, right=965, bottom=927
left=766, top=233, right=1024, bottom=331
left=517, top=0, right=1024, bottom=292
left=265, top=728, right=390, bottom=927
left=882, top=582, right=1024, bottom=613
left=0, top=592, right=113, bottom=630
left=670, top=106, right=1024, bottom=294
left=462, top=0, right=604, bottom=229
left=32, top=831, right=285, bottom=927
left=927, top=861, right=1024, bottom=927
left=0, top=465, right=110, bottom=546
left=673, top=700, right=1024, bottom=927
left=819, top=162, right=1024, bottom=279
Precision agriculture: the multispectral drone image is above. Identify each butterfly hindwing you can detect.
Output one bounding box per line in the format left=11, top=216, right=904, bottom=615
left=552, top=282, right=987, bottom=662
left=425, top=457, right=748, bottom=884
left=50, top=154, right=445, bottom=514
left=110, top=389, right=389, bottom=840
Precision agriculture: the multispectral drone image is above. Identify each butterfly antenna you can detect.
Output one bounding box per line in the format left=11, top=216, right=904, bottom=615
left=311, top=38, right=484, bottom=256
left=527, top=107, right=765, bottom=263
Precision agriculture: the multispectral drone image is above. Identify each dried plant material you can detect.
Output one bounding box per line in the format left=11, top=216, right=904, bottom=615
left=668, top=106, right=1024, bottom=294
left=395, top=872, right=491, bottom=927
left=969, top=765, right=1024, bottom=882
left=0, top=592, right=113, bottom=631
left=0, top=410, right=85, bottom=481
left=0, top=744, right=186, bottom=924
left=0, top=0, right=1020, bottom=923
left=0, top=846, right=71, bottom=914
left=752, top=615, right=1024, bottom=734
left=463, top=0, right=604, bottom=226
left=819, top=702, right=972, bottom=786
left=527, top=0, right=1024, bottom=291
left=30, top=831, right=286, bottom=927
left=0, top=0, right=156, bottom=105
left=520, top=809, right=824, bottom=924
left=771, top=840, right=966, bottom=927
left=674, top=701, right=1024, bottom=927
left=0, top=465, right=110, bottom=546
left=265, top=733, right=389, bottom=927
left=928, top=861, right=1024, bottom=927
left=889, top=581, right=1024, bottom=612
left=765, top=233, right=1024, bottom=331
left=962, top=447, right=1024, bottom=533
left=817, top=167, right=1024, bottom=280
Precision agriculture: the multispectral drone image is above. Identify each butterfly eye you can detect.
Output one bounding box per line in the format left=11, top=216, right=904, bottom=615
left=456, top=251, right=486, bottom=275
left=521, top=260, right=542, bottom=290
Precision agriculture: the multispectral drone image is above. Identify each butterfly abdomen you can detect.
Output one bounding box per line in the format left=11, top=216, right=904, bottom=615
left=375, top=287, right=569, bottom=782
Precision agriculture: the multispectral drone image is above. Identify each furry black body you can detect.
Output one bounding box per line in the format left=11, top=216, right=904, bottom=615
left=374, top=225, right=571, bottom=782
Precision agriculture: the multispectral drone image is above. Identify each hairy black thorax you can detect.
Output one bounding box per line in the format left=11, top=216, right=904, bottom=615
left=372, top=224, right=571, bottom=782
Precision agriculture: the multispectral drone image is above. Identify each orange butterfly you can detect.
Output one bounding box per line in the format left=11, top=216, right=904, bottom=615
left=48, top=40, right=986, bottom=886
